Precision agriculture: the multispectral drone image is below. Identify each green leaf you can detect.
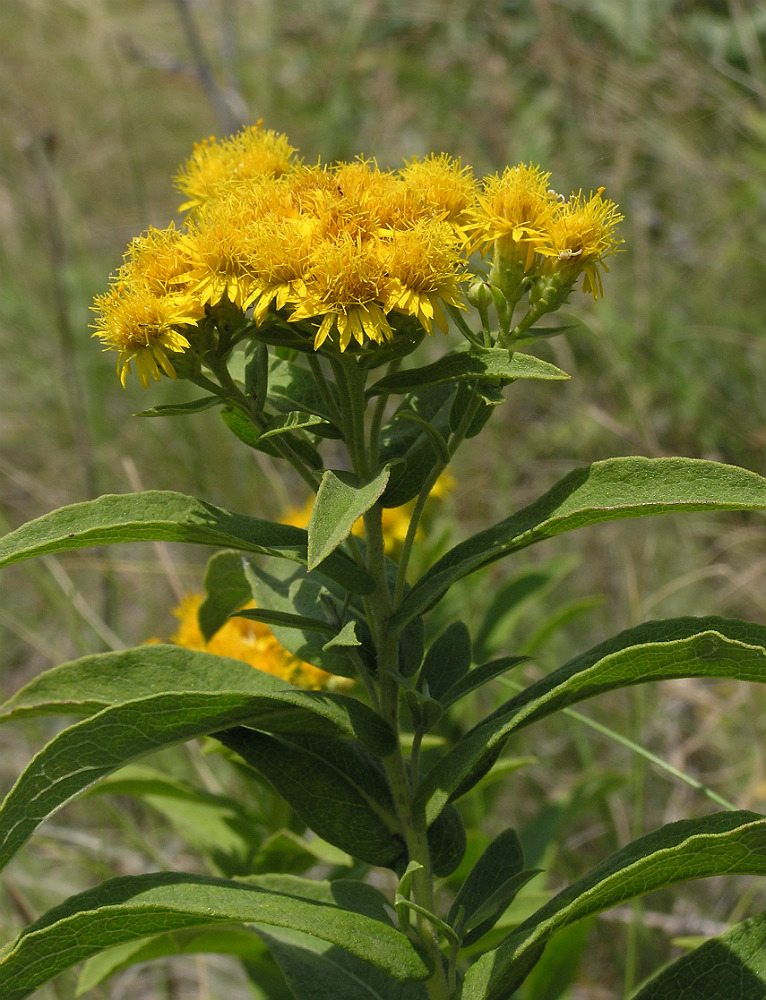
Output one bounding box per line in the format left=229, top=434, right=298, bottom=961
left=216, top=728, right=405, bottom=869
left=308, top=467, right=391, bottom=571
left=247, top=559, right=369, bottom=677
left=418, top=621, right=472, bottom=701
left=260, top=411, right=327, bottom=441
left=250, top=830, right=352, bottom=875
left=0, top=490, right=374, bottom=595
left=254, top=925, right=430, bottom=1000
left=85, top=765, right=263, bottom=877
left=199, top=550, right=253, bottom=641
left=221, top=407, right=324, bottom=468
left=413, top=617, right=766, bottom=828
left=399, top=615, right=425, bottom=678
left=323, top=620, right=363, bottom=650
left=245, top=340, right=269, bottom=404
left=395, top=411, right=451, bottom=464
left=629, top=911, right=766, bottom=1000
left=391, top=457, right=766, bottom=630
left=448, top=829, right=524, bottom=931
left=378, top=382, right=456, bottom=507
left=439, top=656, right=528, bottom=709
left=427, top=802, right=466, bottom=878
left=461, top=812, right=766, bottom=1000
left=0, top=644, right=394, bottom=754
left=0, top=652, right=396, bottom=871
left=76, top=925, right=271, bottom=996
left=235, top=607, right=337, bottom=638
left=133, top=395, right=223, bottom=417
left=367, top=348, right=569, bottom=396
left=268, top=355, right=339, bottom=420
left=0, top=871, right=430, bottom=999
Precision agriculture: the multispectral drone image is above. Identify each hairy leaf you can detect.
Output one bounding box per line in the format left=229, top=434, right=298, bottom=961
left=367, top=348, right=568, bottom=396
left=0, top=491, right=374, bottom=594
left=308, top=467, right=390, bottom=571
left=414, top=618, right=766, bottom=828
left=461, top=812, right=766, bottom=1000
left=391, top=457, right=766, bottom=630
left=0, top=872, right=430, bottom=999
left=629, top=910, right=766, bottom=1000
left=216, top=728, right=405, bottom=868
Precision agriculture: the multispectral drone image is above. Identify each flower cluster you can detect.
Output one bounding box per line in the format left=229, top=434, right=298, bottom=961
left=466, top=164, right=624, bottom=309
left=92, top=125, right=622, bottom=387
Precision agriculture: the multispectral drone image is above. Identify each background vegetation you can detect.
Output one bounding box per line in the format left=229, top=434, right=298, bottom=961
left=1, top=1, right=764, bottom=997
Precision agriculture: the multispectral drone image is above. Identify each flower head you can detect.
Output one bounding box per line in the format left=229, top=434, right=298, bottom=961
left=467, top=164, right=557, bottom=270
left=399, top=153, right=476, bottom=227
left=382, top=221, right=467, bottom=334
left=175, top=124, right=298, bottom=214
left=91, top=278, right=203, bottom=388
left=288, top=233, right=396, bottom=351
left=163, top=593, right=339, bottom=690
left=541, top=188, right=625, bottom=298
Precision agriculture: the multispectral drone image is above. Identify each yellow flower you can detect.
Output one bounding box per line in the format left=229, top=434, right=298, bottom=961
left=176, top=198, right=262, bottom=312
left=246, top=213, right=319, bottom=324
left=331, top=159, right=418, bottom=233
left=382, top=221, right=467, bottom=334
left=164, top=593, right=340, bottom=690
left=288, top=234, right=396, bottom=351
left=91, top=278, right=203, bottom=388
left=124, top=223, right=189, bottom=294
left=541, top=188, right=624, bottom=298
left=467, top=164, right=557, bottom=270
left=399, top=153, right=476, bottom=227
left=174, top=124, right=298, bottom=213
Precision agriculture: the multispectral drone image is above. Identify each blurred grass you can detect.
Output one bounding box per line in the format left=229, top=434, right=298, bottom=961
left=1, top=1, right=765, bottom=997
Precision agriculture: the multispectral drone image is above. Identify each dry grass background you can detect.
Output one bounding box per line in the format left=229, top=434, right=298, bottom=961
left=1, top=1, right=765, bottom=997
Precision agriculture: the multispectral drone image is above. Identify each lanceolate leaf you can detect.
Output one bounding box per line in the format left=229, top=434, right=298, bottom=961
left=413, top=618, right=766, bottom=828
left=0, top=657, right=395, bottom=873
left=461, top=812, right=766, bottom=1000
left=308, top=467, right=391, bottom=571
left=0, top=872, right=431, bottom=1000
left=378, top=382, right=455, bottom=508
left=448, top=829, right=524, bottom=932
left=255, top=925, right=430, bottom=1000
left=629, top=910, right=766, bottom=1000
left=268, top=355, right=339, bottom=420
left=215, top=728, right=405, bottom=869
left=391, top=457, right=766, bottom=630
left=418, top=621, right=472, bottom=702
left=367, top=348, right=569, bottom=396
left=0, top=491, right=374, bottom=594
left=0, top=645, right=394, bottom=754
left=133, top=395, right=223, bottom=417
